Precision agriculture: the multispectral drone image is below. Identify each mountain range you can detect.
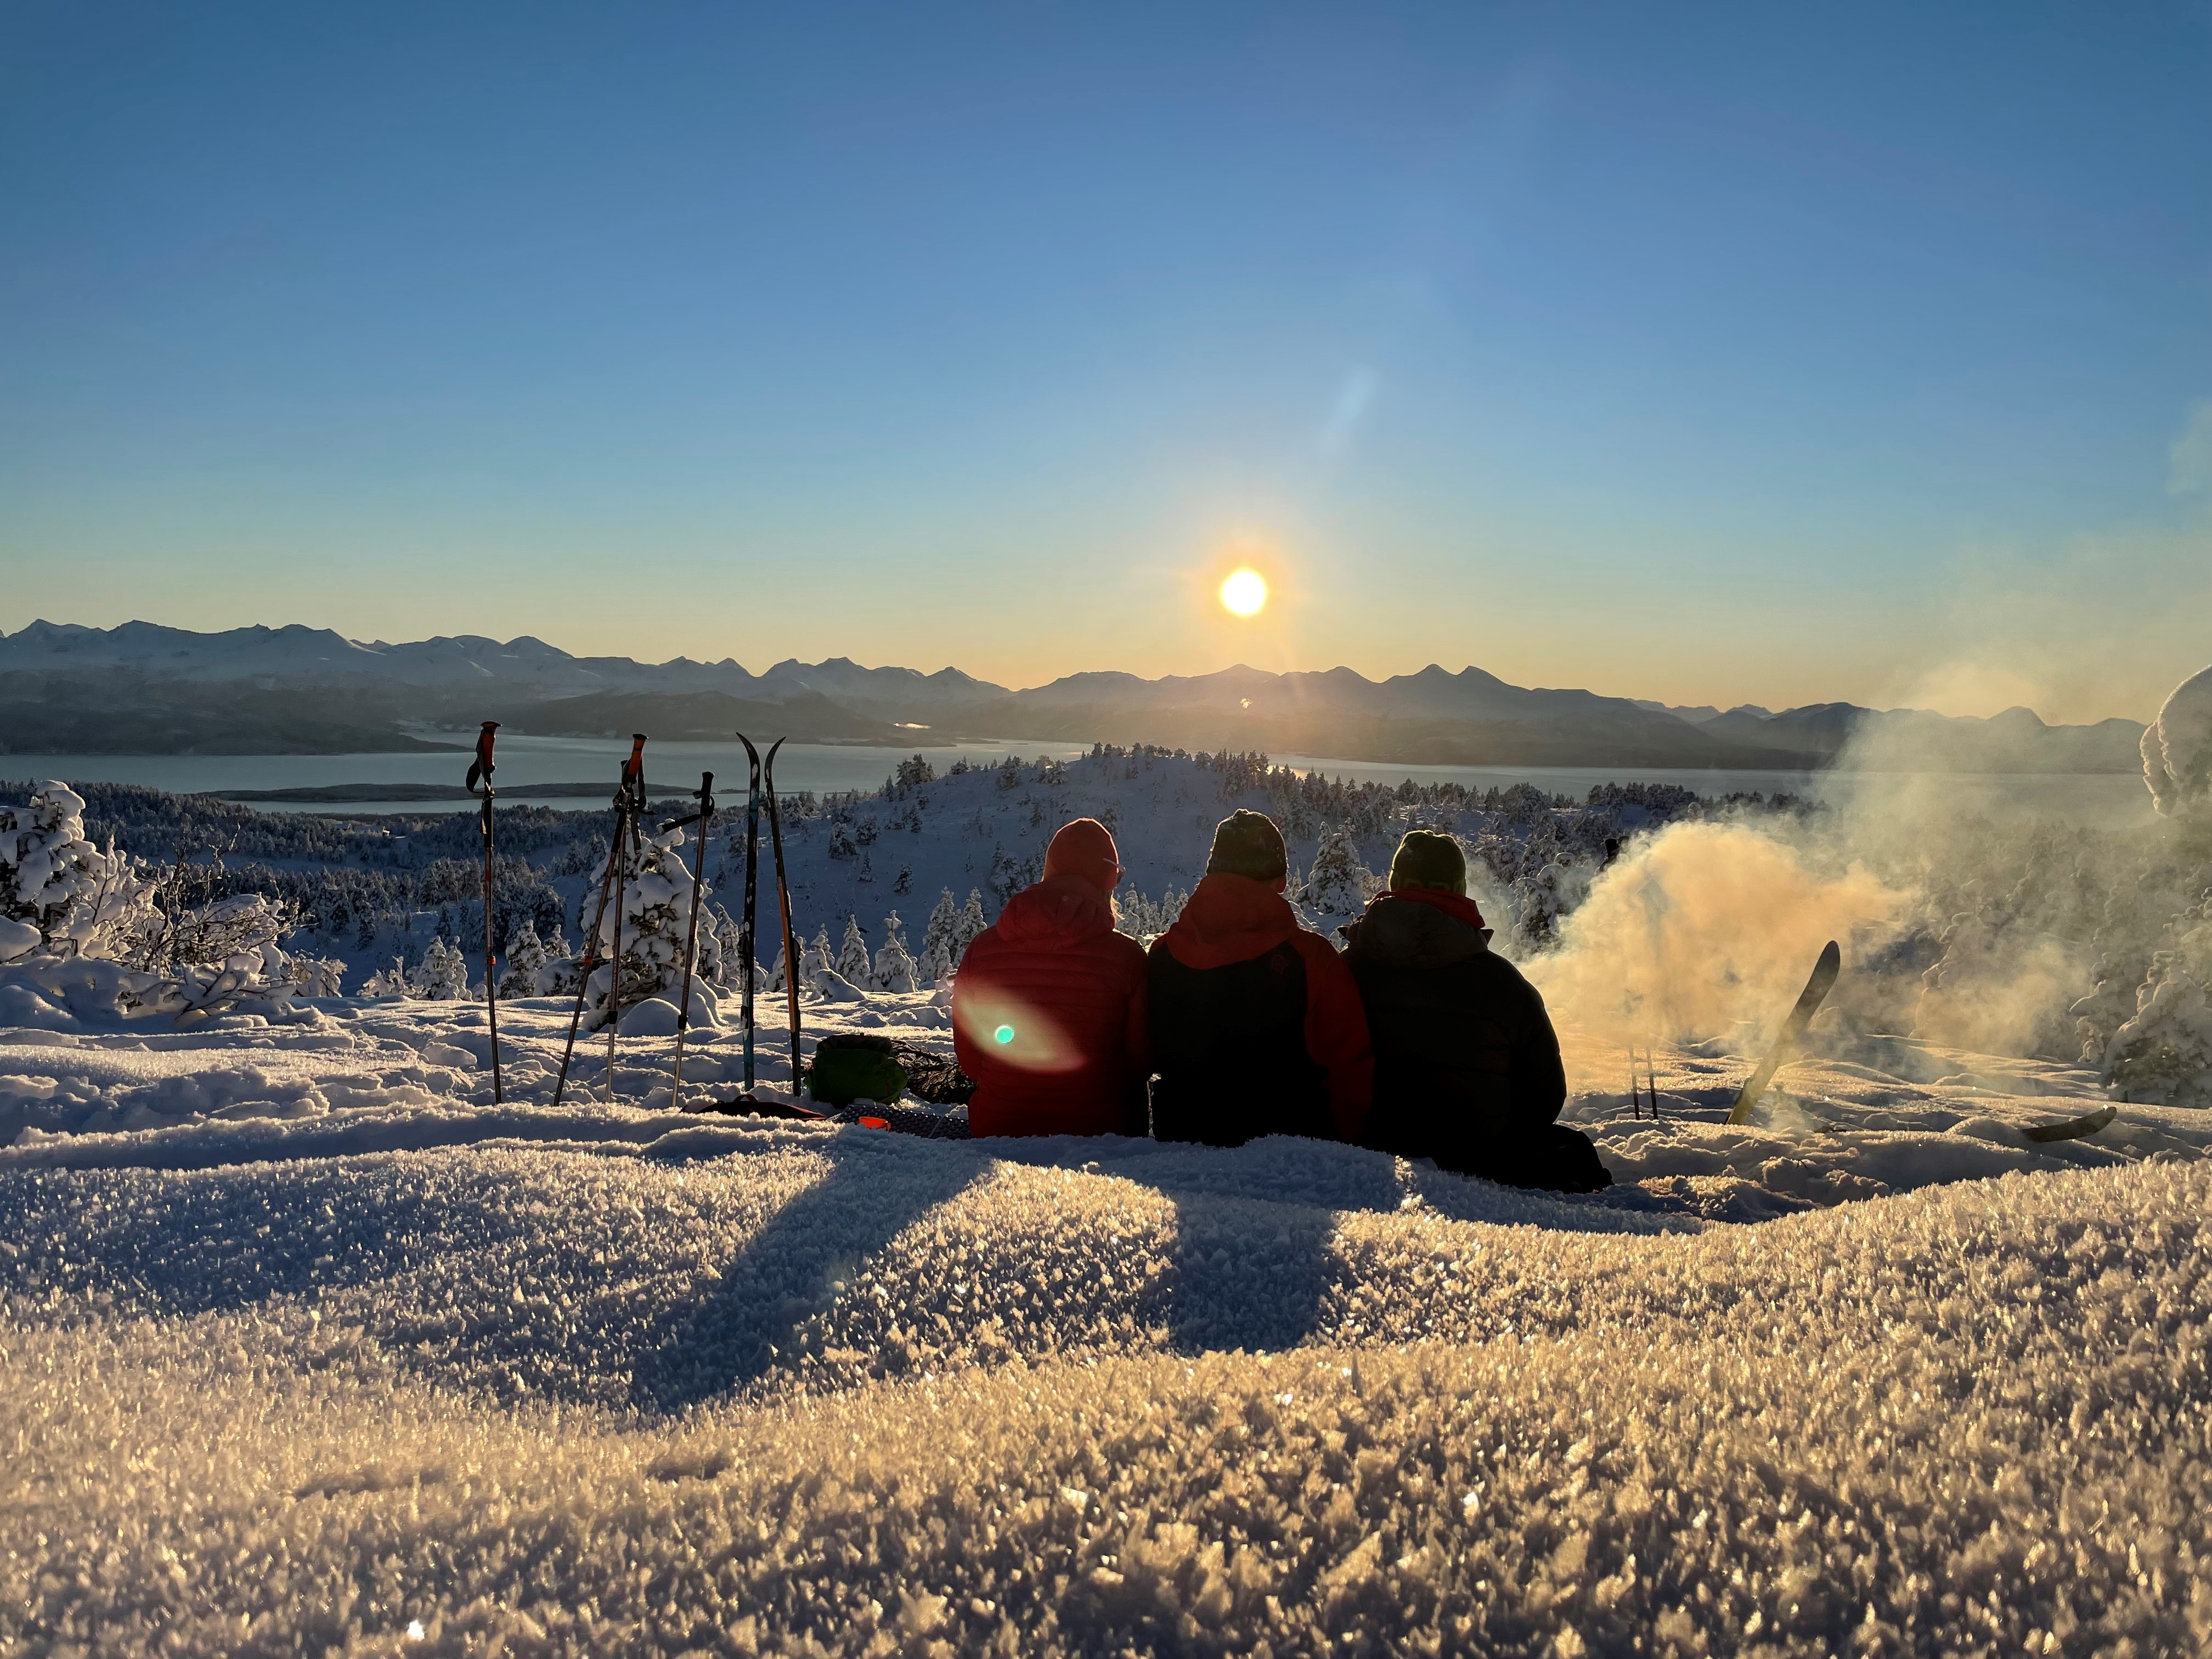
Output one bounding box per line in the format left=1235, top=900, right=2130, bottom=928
left=0, top=620, right=2147, bottom=772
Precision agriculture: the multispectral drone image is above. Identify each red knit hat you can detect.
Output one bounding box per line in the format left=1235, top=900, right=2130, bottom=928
left=1043, top=818, right=1123, bottom=893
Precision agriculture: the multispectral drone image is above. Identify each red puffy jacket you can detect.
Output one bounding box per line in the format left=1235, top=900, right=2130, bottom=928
left=952, top=873, right=1150, bottom=1137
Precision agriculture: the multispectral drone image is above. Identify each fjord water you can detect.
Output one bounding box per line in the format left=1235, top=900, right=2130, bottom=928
left=0, top=735, right=1092, bottom=812
left=0, top=733, right=2156, bottom=827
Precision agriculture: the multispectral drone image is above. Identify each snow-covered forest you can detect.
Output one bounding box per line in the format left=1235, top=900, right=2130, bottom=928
left=13, top=733, right=2212, bottom=1106
left=14, top=747, right=1725, bottom=1007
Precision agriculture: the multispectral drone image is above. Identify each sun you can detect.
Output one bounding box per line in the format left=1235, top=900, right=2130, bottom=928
left=1219, top=568, right=1268, bottom=617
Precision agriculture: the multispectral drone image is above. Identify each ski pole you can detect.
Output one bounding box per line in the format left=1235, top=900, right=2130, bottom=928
left=605, top=734, right=646, bottom=1104
left=551, top=773, right=631, bottom=1109
left=468, top=721, right=503, bottom=1104
left=761, top=737, right=803, bottom=1097
left=666, top=771, right=715, bottom=1110
left=737, top=734, right=763, bottom=1090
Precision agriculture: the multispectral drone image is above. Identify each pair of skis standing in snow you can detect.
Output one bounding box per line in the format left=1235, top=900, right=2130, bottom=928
left=464, top=725, right=804, bottom=1112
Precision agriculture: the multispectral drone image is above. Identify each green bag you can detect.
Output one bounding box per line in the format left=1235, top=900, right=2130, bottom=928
left=805, top=1033, right=908, bottom=1108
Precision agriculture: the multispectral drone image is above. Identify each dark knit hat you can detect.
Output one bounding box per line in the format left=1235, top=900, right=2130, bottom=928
left=1388, top=829, right=1467, bottom=895
left=1205, top=809, right=1288, bottom=882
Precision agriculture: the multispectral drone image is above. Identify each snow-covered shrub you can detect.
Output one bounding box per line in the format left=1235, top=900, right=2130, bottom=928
left=361, top=958, right=422, bottom=1000
left=159, top=893, right=294, bottom=977
left=0, top=782, right=165, bottom=961
left=281, top=952, right=347, bottom=998
left=2101, top=896, right=2212, bottom=1107
left=2142, top=664, right=2212, bottom=823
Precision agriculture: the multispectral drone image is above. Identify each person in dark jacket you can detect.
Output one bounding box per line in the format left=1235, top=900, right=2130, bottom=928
left=1148, top=810, right=1373, bottom=1147
left=1343, top=830, right=1610, bottom=1192
left=952, top=818, right=1149, bottom=1137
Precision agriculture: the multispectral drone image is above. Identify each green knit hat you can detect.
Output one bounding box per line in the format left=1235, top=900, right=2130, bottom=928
left=1206, top=809, right=1287, bottom=882
left=1388, top=830, right=1467, bottom=895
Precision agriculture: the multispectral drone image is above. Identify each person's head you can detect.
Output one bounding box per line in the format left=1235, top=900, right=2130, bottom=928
left=1388, top=829, right=1468, bottom=896
left=1205, top=809, right=1288, bottom=890
left=1043, top=817, right=1122, bottom=894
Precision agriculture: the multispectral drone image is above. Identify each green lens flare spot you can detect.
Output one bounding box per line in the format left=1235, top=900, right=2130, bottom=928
left=994, top=1024, right=1015, bottom=1045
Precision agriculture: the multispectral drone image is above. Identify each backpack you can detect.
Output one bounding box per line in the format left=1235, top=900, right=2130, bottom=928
left=805, top=1032, right=909, bottom=1108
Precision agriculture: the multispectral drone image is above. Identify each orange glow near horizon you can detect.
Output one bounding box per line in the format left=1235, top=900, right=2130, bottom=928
left=1218, top=568, right=1268, bottom=617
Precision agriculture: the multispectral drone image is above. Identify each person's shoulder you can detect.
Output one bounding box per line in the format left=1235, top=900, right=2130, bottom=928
left=1098, top=927, right=1149, bottom=972
left=1465, top=946, right=1549, bottom=1009
left=1289, top=926, right=1356, bottom=976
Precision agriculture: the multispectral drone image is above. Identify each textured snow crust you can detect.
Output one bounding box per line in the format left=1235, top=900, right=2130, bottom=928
left=7, top=1139, right=2210, bottom=1657
left=6, top=988, right=2212, bottom=1653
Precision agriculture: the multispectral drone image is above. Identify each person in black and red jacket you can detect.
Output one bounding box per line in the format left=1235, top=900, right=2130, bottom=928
left=1147, top=810, right=1373, bottom=1147
left=1342, top=829, right=1610, bottom=1192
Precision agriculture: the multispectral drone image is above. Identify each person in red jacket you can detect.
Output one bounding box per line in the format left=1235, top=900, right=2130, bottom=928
left=1148, top=810, right=1373, bottom=1147
left=952, top=817, right=1150, bottom=1137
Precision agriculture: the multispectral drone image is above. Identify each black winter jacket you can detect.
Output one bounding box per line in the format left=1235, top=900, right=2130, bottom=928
left=1340, top=894, right=1566, bottom=1172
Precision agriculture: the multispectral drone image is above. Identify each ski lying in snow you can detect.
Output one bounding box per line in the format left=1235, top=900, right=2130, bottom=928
left=2023, top=1104, right=2118, bottom=1143
left=1726, top=940, right=1842, bottom=1125
left=684, top=1092, right=972, bottom=1140
left=690, top=1091, right=828, bottom=1122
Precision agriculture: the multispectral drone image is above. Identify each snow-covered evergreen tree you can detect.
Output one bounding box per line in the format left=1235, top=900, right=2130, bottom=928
left=792, top=928, right=827, bottom=992
left=953, top=889, right=989, bottom=964
left=1298, top=826, right=1379, bottom=924
left=917, top=942, right=953, bottom=989
left=575, top=822, right=711, bottom=1029
left=498, top=921, right=550, bottom=999
left=837, top=914, right=872, bottom=984
left=699, top=904, right=747, bottom=989
left=924, top=889, right=958, bottom=963
left=871, top=911, right=918, bottom=992
left=419, top=937, right=471, bottom=1000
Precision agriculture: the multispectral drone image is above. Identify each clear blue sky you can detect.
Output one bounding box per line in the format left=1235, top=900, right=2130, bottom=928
left=3, top=1, right=2207, bottom=719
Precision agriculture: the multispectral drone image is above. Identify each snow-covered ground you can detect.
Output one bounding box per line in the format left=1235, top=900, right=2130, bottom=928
left=7, top=972, right=2210, bottom=1654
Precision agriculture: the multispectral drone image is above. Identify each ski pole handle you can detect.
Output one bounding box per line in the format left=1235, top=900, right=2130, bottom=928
left=467, top=720, right=500, bottom=793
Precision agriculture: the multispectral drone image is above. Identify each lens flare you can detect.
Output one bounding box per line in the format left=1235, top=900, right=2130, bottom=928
left=994, top=1024, right=1015, bottom=1045
left=1220, top=568, right=1267, bottom=617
